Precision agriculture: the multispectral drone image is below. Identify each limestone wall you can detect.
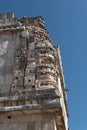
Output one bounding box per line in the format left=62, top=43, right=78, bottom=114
left=0, top=113, right=57, bottom=130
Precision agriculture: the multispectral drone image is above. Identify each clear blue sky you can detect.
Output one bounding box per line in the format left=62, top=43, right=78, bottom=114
left=0, top=0, right=87, bottom=130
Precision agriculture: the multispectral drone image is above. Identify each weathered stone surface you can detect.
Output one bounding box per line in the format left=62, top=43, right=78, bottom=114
left=0, top=12, right=68, bottom=130
left=0, top=114, right=56, bottom=130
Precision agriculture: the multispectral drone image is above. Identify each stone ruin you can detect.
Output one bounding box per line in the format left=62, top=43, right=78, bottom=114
left=0, top=12, right=68, bottom=130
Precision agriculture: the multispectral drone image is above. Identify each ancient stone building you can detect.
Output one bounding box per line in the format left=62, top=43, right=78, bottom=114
left=0, top=12, right=68, bottom=130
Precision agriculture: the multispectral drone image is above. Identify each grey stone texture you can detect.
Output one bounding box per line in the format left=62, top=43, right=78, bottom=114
left=0, top=12, right=68, bottom=130
left=0, top=113, right=56, bottom=130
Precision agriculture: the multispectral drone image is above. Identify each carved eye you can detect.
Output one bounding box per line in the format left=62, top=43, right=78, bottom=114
left=28, top=79, right=31, bottom=82
left=7, top=116, right=11, bottom=119
left=15, top=77, right=18, bottom=79
left=17, top=55, right=20, bottom=57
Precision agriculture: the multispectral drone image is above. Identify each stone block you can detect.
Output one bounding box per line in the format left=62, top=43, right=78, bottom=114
left=24, top=75, right=35, bottom=86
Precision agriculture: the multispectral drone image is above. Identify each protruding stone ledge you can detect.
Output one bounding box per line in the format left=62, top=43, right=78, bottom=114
left=0, top=26, right=25, bottom=34
left=0, top=99, right=60, bottom=113
left=0, top=88, right=61, bottom=101
left=35, top=43, right=55, bottom=51
left=36, top=64, right=59, bottom=74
